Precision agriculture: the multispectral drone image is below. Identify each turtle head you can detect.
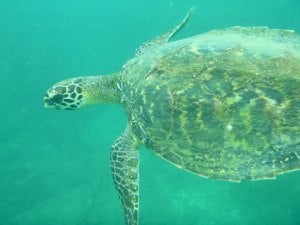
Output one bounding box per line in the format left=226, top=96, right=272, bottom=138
left=44, top=75, right=120, bottom=110
left=44, top=77, right=86, bottom=110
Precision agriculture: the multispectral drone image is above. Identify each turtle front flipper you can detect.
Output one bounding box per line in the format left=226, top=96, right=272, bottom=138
left=135, top=6, right=195, bottom=56
left=110, top=126, right=140, bottom=225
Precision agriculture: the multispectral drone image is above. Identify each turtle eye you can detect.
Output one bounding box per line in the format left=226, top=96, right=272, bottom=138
left=54, top=86, right=67, bottom=94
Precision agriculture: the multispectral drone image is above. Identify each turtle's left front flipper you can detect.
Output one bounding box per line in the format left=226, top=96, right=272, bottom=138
left=110, top=126, right=140, bottom=225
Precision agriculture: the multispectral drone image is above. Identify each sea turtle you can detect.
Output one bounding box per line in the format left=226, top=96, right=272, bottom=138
left=44, top=8, right=300, bottom=225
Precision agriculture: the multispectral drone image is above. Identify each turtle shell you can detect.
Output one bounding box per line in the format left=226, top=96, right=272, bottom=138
left=120, top=27, right=300, bottom=181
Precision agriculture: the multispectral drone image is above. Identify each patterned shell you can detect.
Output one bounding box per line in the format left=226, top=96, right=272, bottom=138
left=120, top=27, right=300, bottom=181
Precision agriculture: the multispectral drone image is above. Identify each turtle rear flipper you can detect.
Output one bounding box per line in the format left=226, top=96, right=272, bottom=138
left=110, top=126, right=140, bottom=225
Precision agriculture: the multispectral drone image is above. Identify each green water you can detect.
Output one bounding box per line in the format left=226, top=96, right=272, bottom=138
left=0, top=0, right=299, bottom=225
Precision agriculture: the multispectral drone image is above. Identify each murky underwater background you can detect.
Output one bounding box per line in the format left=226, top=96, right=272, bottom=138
left=0, top=0, right=299, bottom=224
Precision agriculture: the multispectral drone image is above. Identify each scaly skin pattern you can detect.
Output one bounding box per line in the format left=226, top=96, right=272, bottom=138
left=44, top=77, right=85, bottom=110
left=110, top=127, right=139, bottom=225
left=120, top=27, right=300, bottom=181
left=44, top=75, right=120, bottom=110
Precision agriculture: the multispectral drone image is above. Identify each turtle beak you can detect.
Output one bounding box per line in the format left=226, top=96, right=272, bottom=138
left=44, top=93, right=57, bottom=109
left=44, top=95, right=53, bottom=108
left=44, top=93, right=50, bottom=107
